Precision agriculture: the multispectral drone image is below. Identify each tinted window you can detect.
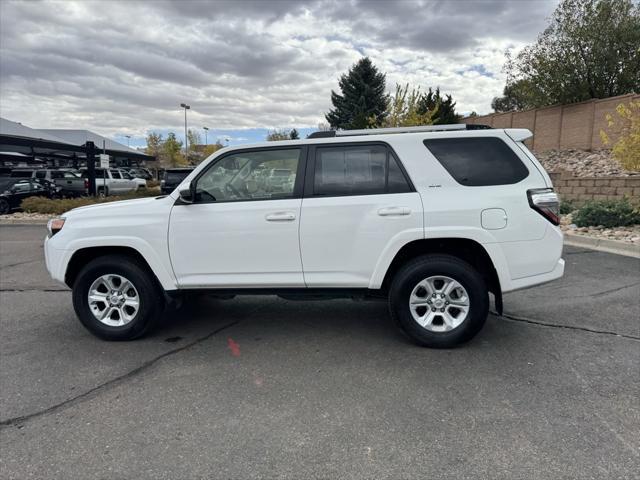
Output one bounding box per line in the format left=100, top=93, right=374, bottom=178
left=111, top=170, right=122, bottom=179
left=195, top=148, right=300, bottom=202
left=165, top=171, right=191, bottom=184
left=35, top=171, right=47, bottom=179
left=313, top=145, right=411, bottom=196
left=423, top=137, right=528, bottom=186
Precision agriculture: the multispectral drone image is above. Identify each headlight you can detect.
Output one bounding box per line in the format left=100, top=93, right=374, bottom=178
left=47, top=217, right=65, bottom=237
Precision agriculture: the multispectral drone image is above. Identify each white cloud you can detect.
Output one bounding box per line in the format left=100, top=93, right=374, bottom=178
left=0, top=0, right=558, bottom=141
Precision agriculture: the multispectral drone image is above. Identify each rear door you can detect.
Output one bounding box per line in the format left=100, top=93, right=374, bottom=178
left=299, top=142, right=423, bottom=287
left=109, top=169, right=126, bottom=193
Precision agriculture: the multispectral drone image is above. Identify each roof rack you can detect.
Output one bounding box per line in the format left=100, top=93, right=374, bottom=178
left=307, top=123, right=491, bottom=139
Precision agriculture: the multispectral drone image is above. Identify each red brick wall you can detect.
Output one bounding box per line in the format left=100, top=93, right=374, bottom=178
left=462, top=93, right=639, bottom=152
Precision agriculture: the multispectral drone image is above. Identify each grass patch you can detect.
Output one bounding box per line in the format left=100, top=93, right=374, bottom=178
left=21, top=188, right=162, bottom=215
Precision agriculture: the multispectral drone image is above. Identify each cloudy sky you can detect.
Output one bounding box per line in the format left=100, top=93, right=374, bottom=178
left=0, top=0, right=558, bottom=147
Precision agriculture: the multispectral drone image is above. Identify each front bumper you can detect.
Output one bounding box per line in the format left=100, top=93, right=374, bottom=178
left=44, top=235, right=68, bottom=286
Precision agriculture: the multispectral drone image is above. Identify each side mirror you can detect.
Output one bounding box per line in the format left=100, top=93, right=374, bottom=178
left=178, top=180, right=196, bottom=204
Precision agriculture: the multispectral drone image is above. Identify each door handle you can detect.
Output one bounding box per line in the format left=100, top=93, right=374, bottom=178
left=265, top=212, right=296, bottom=222
left=377, top=207, right=410, bottom=216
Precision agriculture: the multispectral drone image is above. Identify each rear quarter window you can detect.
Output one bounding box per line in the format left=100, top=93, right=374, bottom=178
left=423, top=137, right=529, bottom=186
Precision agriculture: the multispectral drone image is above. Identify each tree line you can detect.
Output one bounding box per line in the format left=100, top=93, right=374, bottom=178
left=492, top=0, right=639, bottom=112
left=145, top=129, right=225, bottom=168
left=147, top=0, right=637, bottom=157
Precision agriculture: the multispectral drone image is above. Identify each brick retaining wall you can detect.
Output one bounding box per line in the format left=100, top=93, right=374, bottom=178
left=462, top=93, right=639, bottom=152
left=549, top=172, right=640, bottom=205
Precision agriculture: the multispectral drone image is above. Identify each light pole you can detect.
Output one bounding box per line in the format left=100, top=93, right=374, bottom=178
left=125, top=135, right=131, bottom=148
left=180, top=103, right=190, bottom=159
left=203, top=126, right=209, bottom=145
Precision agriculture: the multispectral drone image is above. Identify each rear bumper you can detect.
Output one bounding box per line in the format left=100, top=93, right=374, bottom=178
left=505, top=258, right=565, bottom=292
left=484, top=225, right=565, bottom=293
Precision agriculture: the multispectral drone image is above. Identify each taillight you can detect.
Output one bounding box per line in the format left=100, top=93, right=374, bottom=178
left=527, top=188, right=560, bottom=225
left=84, top=179, right=89, bottom=189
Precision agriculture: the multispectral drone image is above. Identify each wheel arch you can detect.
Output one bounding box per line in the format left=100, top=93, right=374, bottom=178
left=65, top=246, right=162, bottom=290
left=379, top=238, right=503, bottom=313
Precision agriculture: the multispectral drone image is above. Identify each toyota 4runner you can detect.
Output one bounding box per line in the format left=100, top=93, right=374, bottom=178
left=44, top=125, right=564, bottom=348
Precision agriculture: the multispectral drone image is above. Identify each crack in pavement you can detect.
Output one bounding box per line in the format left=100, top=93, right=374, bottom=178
left=495, top=311, right=640, bottom=341
left=0, top=320, right=240, bottom=429
left=572, top=281, right=640, bottom=299
left=0, top=259, right=41, bottom=269
left=563, top=249, right=598, bottom=255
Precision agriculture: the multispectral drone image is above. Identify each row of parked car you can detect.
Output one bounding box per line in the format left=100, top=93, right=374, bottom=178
left=0, top=167, right=153, bottom=214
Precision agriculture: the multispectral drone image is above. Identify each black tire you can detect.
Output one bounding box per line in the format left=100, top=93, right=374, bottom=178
left=97, top=187, right=108, bottom=197
left=388, top=254, right=489, bottom=348
left=0, top=198, right=10, bottom=214
left=72, top=254, right=164, bottom=340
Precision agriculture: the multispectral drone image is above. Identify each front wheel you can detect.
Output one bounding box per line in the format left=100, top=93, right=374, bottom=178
left=389, top=254, right=489, bottom=348
left=72, top=255, right=164, bottom=340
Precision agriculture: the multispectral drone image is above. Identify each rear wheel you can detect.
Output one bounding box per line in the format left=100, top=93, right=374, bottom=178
left=72, top=255, right=164, bottom=340
left=0, top=199, right=10, bottom=214
left=389, top=254, right=489, bottom=348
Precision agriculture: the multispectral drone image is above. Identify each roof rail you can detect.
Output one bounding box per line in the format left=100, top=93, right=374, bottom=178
left=307, top=123, right=492, bottom=139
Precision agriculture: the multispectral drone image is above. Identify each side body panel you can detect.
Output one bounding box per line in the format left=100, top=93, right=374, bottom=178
left=300, top=193, right=424, bottom=287
left=168, top=199, right=305, bottom=288
left=44, top=196, right=178, bottom=290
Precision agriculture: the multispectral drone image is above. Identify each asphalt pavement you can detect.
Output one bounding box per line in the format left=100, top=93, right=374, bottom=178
left=0, top=225, right=638, bottom=479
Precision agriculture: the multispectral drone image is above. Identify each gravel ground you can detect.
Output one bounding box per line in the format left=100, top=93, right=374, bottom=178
left=536, top=149, right=637, bottom=177
left=560, top=214, right=640, bottom=245
left=0, top=212, right=56, bottom=221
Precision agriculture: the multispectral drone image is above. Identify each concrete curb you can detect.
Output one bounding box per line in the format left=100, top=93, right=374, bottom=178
left=0, top=219, right=49, bottom=225
left=564, top=232, right=640, bottom=258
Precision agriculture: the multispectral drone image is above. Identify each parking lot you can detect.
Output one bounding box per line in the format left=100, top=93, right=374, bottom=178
left=0, top=224, right=638, bottom=479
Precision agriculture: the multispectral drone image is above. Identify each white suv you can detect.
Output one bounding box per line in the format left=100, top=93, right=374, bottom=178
left=44, top=125, right=564, bottom=348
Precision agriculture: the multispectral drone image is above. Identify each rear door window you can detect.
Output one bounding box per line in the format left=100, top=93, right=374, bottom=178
left=423, top=137, right=529, bottom=186
left=312, top=144, right=412, bottom=196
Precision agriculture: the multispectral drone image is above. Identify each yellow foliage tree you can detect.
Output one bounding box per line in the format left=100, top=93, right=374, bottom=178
left=600, top=100, right=640, bottom=172
left=385, top=84, right=435, bottom=128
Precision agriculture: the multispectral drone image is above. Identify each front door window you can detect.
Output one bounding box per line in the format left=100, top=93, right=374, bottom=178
left=195, top=148, right=301, bottom=203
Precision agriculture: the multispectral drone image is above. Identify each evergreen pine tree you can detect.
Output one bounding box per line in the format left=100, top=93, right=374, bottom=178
left=325, top=57, right=389, bottom=129
left=417, top=87, right=460, bottom=125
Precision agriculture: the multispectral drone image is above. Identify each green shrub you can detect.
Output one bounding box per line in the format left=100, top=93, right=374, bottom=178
left=572, top=199, right=640, bottom=228
left=21, top=188, right=161, bottom=215
left=559, top=199, right=576, bottom=215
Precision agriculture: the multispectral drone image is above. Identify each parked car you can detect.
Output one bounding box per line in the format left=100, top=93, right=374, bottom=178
left=161, top=168, right=193, bottom=194
left=32, top=169, right=88, bottom=197
left=0, top=178, right=54, bottom=214
left=79, top=168, right=139, bottom=195
left=121, top=170, right=147, bottom=189
left=128, top=168, right=153, bottom=180
left=44, top=125, right=564, bottom=347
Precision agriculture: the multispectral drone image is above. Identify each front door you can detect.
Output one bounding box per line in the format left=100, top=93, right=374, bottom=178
left=168, top=147, right=306, bottom=288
